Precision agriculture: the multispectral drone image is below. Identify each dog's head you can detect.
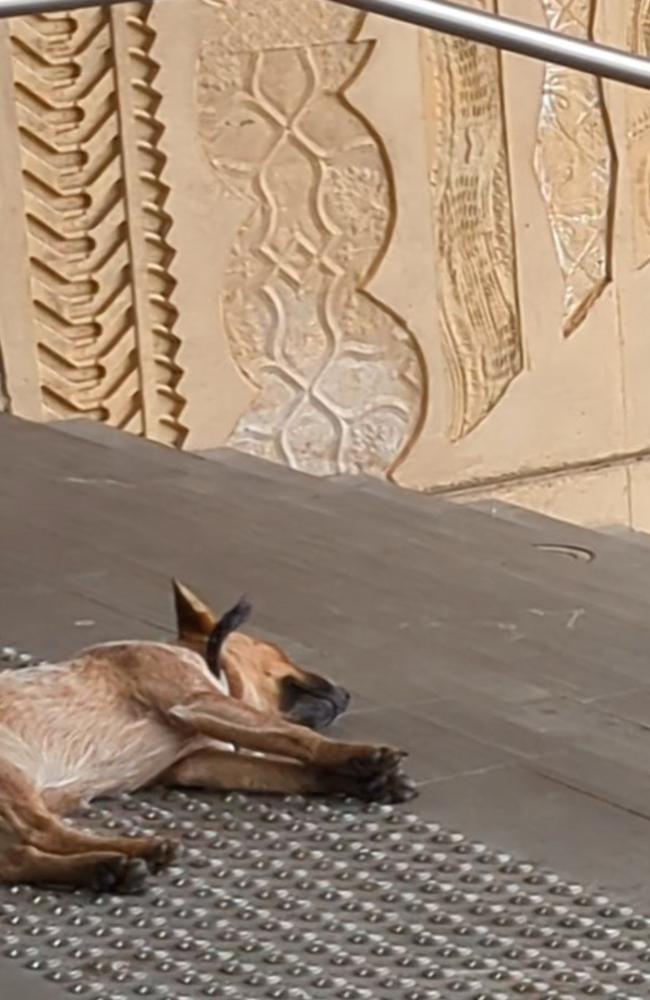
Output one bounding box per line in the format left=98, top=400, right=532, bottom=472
left=172, top=580, right=350, bottom=730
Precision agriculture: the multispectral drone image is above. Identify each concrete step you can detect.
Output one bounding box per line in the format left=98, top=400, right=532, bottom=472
left=51, top=419, right=350, bottom=498
left=599, top=523, right=650, bottom=550
left=39, top=420, right=650, bottom=709
left=48, top=419, right=650, bottom=618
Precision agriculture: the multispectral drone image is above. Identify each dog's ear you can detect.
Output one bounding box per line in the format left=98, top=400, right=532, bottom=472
left=206, top=597, right=252, bottom=676
left=172, top=579, right=216, bottom=641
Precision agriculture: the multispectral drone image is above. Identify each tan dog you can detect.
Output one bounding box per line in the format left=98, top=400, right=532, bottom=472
left=0, top=581, right=415, bottom=894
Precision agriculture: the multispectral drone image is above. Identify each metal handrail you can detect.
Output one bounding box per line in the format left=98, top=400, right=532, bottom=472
left=0, top=0, right=649, bottom=92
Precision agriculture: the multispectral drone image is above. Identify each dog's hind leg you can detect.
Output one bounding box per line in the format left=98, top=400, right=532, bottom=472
left=160, top=747, right=416, bottom=803
left=0, top=761, right=176, bottom=871
left=0, top=845, right=149, bottom=893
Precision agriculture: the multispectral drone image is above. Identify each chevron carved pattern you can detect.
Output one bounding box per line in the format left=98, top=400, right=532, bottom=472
left=8, top=5, right=185, bottom=444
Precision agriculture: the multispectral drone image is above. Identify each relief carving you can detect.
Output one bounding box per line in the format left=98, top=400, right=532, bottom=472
left=9, top=5, right=185, bottom=443
left=423, top=1, right=523, bottom=442
left=196, top=0, right=424, bottom=476
left=534, top=0, right=614, bottom=334
left=628, top=1, right=650, bottom=269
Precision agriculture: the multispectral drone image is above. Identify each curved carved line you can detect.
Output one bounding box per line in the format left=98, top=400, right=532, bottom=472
left=534, top=0, right=614, bottom=335
left=628, top=1, right=650, bottom=269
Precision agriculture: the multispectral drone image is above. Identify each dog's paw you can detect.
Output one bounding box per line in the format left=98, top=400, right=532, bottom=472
left=90, top=856, right=149, bottom=895
left=366, top=767, right=419, bottom=805
left=328, top=744, right=415, bottom=804
left=143, top=838, right=178, bottom=873
left=337, top=745, right=407, bottom=779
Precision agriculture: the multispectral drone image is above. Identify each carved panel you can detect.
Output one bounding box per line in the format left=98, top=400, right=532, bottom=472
left=196, top=1, right=424, bottom=476
left=422, top=1, right=522, bottom=442
left=8, top=5, right=185, bottom=444
left=534, top=0, right=614, bottom=335
left=628, top=1, right=650, bottom=269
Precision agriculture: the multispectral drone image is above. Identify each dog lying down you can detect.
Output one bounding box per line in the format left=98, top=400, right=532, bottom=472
left=0, top=581, right=415, bottom=894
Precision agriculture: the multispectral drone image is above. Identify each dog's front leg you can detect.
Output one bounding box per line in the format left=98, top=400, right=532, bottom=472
left=162, top=694, right=415, bottom=803
left=167, top=693, right=383, bottom=763
left=161, top=746, right=416, bottom=803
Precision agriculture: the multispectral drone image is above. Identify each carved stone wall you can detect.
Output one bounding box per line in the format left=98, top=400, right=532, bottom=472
left=2, top=0, right=650, bottom=527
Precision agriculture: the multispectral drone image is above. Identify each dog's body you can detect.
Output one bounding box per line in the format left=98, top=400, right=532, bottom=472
left=0, top=583, right=414, bottom=894
left=0, top=644, right=230, bottom=808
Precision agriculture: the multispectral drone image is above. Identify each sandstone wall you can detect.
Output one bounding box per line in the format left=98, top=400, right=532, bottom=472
left=1, top=1, right=649, bottom=527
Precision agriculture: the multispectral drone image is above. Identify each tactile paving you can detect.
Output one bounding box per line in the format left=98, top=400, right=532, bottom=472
left=1, top=647, right=650, bottom=1000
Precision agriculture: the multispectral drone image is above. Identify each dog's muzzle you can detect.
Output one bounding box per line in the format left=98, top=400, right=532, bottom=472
left=282, top=679, right=351, bottom=730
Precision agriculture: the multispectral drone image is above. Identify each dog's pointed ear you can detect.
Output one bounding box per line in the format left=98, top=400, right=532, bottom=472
left=206, top=596, right=252, bottom=676
left=172, top=579, right=216, bottom=641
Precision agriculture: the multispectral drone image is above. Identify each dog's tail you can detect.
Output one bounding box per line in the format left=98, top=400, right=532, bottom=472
left=205, top=597, right=252, bottom=677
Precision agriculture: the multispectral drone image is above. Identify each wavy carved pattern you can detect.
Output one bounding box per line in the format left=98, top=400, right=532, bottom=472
left=534, top=0, right=614, bottom=335
left=424, top=3, right=522, bottom=441
left=628, top=1, right=650, bottom=269
left=9, top=5, right=185, bottom=444
left=196, top=4, right=424, bottom=477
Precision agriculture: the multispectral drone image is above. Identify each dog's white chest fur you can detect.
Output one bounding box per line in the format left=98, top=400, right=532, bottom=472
left=0, top=644, right=232, bottom=805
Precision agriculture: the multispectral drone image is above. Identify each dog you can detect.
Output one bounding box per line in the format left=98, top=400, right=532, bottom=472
left=0, top=581, right=415, bottom=894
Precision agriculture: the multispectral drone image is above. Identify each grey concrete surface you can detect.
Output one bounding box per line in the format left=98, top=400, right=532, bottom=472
left=3, top=413, right=650, bottom=995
